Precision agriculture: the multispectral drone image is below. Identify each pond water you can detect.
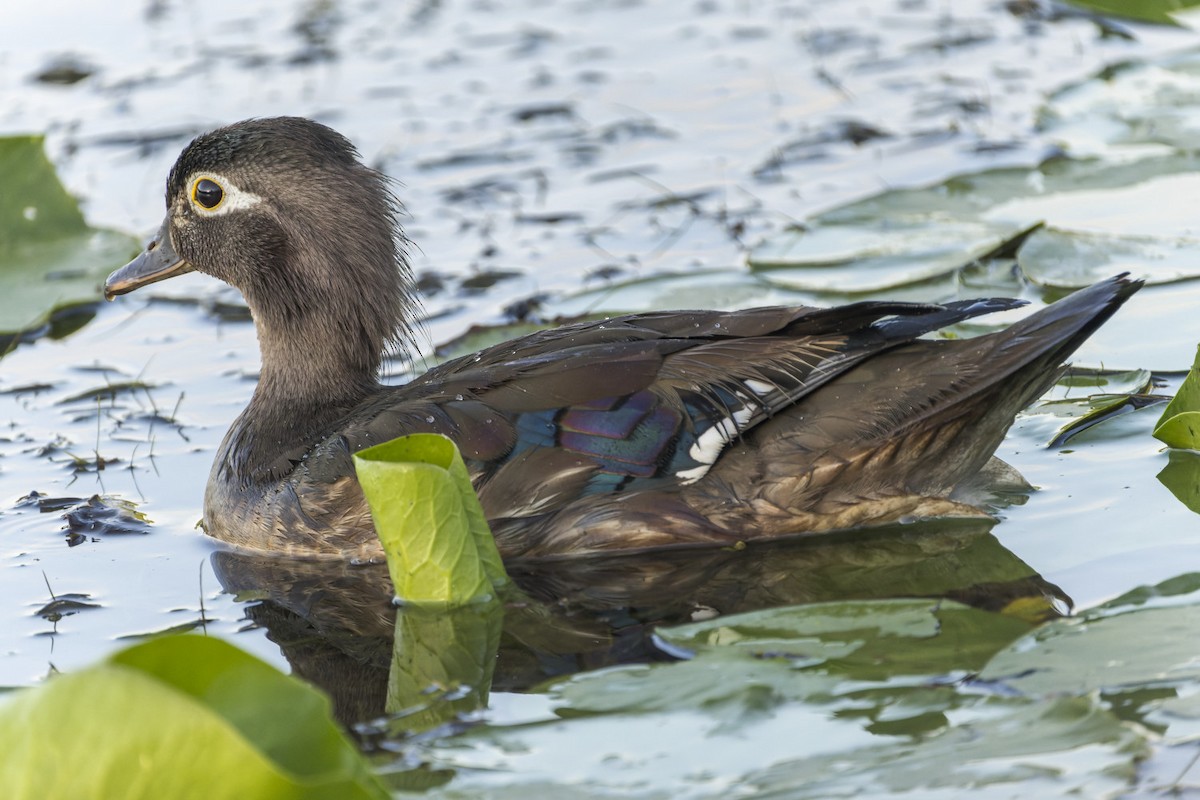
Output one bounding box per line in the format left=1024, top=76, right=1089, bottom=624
left=3, top=0, right=1200, bottom=796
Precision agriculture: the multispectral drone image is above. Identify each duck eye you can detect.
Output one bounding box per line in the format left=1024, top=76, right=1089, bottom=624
left=192, top=178, right=224, bottom=210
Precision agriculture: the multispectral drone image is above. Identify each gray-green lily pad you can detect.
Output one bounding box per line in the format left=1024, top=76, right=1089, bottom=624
left=1028, top=366, right=1162, bottom=446
left=1045, top=367, right=1155, bottom=399
left=0, top=136, right=138, bottom=339
left=421, top=603, right=1144, bottom=799
left=740, top=695, right=1145, bottom=800
left=748, top=218, right=1035, bottom=294
left=1020, top=227, right=1200, bottom=289
left=1042, top=53, right=1200, bottom=153
left=654, top=599, right=1031, bottom=681
left=981, top=596, right=1200, bottom=696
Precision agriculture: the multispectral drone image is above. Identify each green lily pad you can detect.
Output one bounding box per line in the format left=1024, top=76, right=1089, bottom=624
left=1046, top=367, right=1154, bottom=398
left=1154, top=346, right=1200, bottom=448
left=0, top=136, right=139, bottom=338
left=981, top=596, right=1200, bottom=696
left=420, top=600, right=1143, bottom=799
left=741, top=695, right=1145, bottom=800
left=353, top=433, right=507, bottom=605
left=0, top=636, right=387, bottom=800
left=653, top=599, right=1031, bottom=682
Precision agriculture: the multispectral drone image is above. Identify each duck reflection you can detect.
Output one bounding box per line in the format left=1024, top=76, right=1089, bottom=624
left=212, top=517, right=1068, bottom=729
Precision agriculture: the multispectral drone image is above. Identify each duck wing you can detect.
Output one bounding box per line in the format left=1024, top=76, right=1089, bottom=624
left=313, top=297, right=1024, bottom=513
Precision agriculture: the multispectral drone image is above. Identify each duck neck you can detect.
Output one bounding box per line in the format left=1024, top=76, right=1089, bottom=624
left=251, top=319, right=380, bottom=427
left=223, top=280, right=397, bottom=487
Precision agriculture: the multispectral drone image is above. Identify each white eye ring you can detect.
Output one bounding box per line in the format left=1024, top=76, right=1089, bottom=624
left=187, top=172, right=263, bottom=216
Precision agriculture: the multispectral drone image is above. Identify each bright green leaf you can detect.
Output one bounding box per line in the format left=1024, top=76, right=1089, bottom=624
left=354, top=433, right=507, bottom=605
left=1153, top=410, right=1200, bottom=449
left=1153, top=345, right=1200, bottom=448
left=0, top=636, right=388, bottom=800
left=1063, top=0, right=1200, bottom=25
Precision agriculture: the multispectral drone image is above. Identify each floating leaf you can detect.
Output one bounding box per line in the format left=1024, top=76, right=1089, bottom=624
left=741, top=696, right=1145, bottom=800
left=1038, top=394, right=1161, bottom=447
left=424, top=601, right=1143, bottom=799
left=0, top=136, right=138, bottom=339
left=0, top=636, right=388, bottom=800
left=653, top=599, right=1031, bottom=681
left=1046, top=367, right=1154, bottom=398
left=981, top=598, right=1200, bottom=696
left=748, top=218, right=1039, bottom=294
left=353, top=433, right=507, bottom=605
left=1021, top=367, right=1165, bottom=446
left=1019, top=227, right=1200, bottom=289
left=1153, top=345, right=1200, bottom=448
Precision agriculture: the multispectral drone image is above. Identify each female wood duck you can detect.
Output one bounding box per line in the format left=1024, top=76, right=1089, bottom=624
left=104, top=117, right=1139, bottom=562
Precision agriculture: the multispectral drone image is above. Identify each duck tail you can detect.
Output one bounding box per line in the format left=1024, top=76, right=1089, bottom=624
left=992, top=273, right=1142, bottom=378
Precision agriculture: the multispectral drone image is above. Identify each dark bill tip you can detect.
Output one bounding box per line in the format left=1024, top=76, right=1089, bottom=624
left=104, top=221, right=193, bottom=300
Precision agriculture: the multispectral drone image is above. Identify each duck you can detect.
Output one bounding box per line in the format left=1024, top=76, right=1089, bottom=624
left=104, top=117, right=1140, bottom=562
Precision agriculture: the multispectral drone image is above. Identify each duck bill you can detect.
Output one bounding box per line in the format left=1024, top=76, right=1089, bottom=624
left=104, top=221, right=194, bottom=300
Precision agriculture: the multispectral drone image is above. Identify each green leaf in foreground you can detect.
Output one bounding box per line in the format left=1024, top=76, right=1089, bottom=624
left=354, top=433, right=507, bottom=604
left=1153, top=345, right=1200, bottom=448
left=0, top=136, right=139, bottom=338
left=1063, top=0, right=1200, bottom=26
left=0, top=636, right=387, bottom=800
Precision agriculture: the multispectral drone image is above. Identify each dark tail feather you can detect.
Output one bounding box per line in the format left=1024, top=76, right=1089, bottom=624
left=899, top=273, right=1142, bottom=481
left=872, top=297, right=1028, bottom=341
left=992, top=273, right=1142, bottom=381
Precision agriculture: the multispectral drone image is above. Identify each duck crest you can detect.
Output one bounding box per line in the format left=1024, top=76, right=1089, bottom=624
left=104, top=117, right=1142, bottom=561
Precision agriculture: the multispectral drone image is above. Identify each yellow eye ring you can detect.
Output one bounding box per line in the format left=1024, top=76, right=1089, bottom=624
left=192, top=177, right=225, bottom=210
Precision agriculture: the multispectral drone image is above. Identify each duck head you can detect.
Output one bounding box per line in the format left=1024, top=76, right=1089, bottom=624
left=105, top=117, right=419, bottom=399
